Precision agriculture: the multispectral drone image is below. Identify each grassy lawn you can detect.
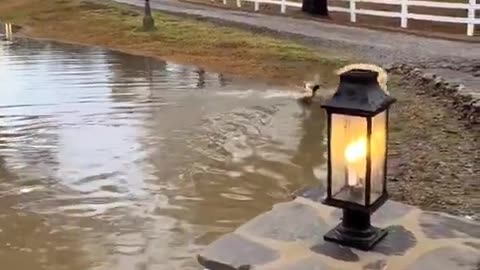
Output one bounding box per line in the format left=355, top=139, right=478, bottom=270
left=0, top=0, right=350, bottom=84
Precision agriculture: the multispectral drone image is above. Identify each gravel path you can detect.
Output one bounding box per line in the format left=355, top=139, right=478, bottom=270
left=114, top=0, right=480, bottom=96
left=115, top=0, right=480, bottom=66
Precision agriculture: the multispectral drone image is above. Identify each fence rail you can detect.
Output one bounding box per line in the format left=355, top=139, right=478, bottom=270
left=225, top=0, right=479, bottom=36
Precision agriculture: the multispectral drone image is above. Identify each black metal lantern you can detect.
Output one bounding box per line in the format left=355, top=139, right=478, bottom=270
left=321, top=68, right=396, bottom=251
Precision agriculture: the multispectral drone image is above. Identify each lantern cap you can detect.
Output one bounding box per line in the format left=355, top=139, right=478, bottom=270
left=322, top=69, right=396, bottom=116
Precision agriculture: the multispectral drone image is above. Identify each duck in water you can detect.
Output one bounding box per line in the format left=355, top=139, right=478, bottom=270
left=299, top=81, right=320, bottom=105
left=297, top=73, right=322, bottom=107
left=297, top=63, right=388, bottom=108
left=296, top=76, right=322, bottom=118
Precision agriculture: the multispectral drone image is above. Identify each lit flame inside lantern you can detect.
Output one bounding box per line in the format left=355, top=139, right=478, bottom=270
left=345, top=138, right=367, bottom=163
left=344, top=138, right=367, bottom=186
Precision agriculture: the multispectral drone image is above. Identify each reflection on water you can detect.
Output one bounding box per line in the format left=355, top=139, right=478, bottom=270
left=0, top=37, right=327, bottom=269
left=1, top=22, right=14, bottom=41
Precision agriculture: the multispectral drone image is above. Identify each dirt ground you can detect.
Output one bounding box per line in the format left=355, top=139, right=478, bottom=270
left=387, top=76, right=479, bottom=220
left=1, top=0, right=478, bottom=219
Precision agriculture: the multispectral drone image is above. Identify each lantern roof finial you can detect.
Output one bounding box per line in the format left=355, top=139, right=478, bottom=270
left=322, top=66, right=396, bottom=116
left=335, top=63, right=389, bottom=94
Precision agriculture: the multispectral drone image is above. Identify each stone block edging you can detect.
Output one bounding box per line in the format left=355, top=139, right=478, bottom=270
left=386, top=64, right=479, bottom=125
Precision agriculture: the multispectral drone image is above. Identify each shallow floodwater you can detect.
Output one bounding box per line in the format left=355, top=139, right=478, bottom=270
left=0, top=37, right=327, bottom=269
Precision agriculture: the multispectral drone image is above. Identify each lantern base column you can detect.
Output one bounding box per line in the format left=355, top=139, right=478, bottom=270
left=323, top=209, right=387, bottom=251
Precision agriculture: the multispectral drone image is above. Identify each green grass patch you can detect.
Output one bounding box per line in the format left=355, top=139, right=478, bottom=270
left=0, top=0, right=350, bottom=82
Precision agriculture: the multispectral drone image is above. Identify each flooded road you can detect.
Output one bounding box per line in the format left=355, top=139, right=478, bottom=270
left=0, top=37, right=327, bottom=269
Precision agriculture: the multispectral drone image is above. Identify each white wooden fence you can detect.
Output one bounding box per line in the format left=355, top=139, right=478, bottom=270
left=224, top=0, right=480, bottom=36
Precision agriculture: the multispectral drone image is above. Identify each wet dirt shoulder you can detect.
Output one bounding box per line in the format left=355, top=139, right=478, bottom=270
left=388, top=75, right=479, bottom=220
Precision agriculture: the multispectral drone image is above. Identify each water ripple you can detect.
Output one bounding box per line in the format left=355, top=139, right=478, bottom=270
left=0, top=37, right=327, bottom=270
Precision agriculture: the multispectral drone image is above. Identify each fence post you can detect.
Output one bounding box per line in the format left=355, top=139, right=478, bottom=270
left=467, top=0, right=475, bottom=36
left=5, top=23, right=12, bottom=40
left=281, top=0, right=286, bottom=13
left=401, top=0, right=408, bottom=28
left=350, top=0, right=356, bottom=22
left=237, top=0, right=241, bottom=8
left=254, top=0, right=259, bottom=11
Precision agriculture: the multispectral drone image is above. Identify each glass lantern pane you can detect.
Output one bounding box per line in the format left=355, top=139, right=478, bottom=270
left=370, top=112, right=387, bottom=204
left=330, top=114, right=367, bottom=205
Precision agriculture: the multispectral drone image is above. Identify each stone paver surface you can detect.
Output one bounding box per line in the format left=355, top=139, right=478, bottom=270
left=198, top=188, right=480, bottom=270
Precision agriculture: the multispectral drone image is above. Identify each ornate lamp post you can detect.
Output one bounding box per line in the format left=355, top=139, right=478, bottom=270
left=321, top=68, right=396, bottom=250
left=143, top=0, right=155, bottom=31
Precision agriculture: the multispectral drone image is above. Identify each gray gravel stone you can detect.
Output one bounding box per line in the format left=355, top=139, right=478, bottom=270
left=240, top=202, right=328, bottom=243
left=293, top=186, right=325, bottom=202
left=276, top=256, right=335, bottom=270
left=311, top=242, right=359, bottom=262
left=198, top=233, right=279, bottom=270
left=434, top=76, right=444, bottom=87
left=406, top=247, right=480, bottom=270
left=422, top=72, right=436, bottom=80
left=419, top=212, right=480, bottom=239
left=363, top=260, right=388, bottom=270
left=464, top=242, right=480, bottom=250
left=371, top=226, right=417, bottom=256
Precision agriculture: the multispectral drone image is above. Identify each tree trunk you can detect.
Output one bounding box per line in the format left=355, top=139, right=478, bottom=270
left=302, top=0, right=328, bottom=16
